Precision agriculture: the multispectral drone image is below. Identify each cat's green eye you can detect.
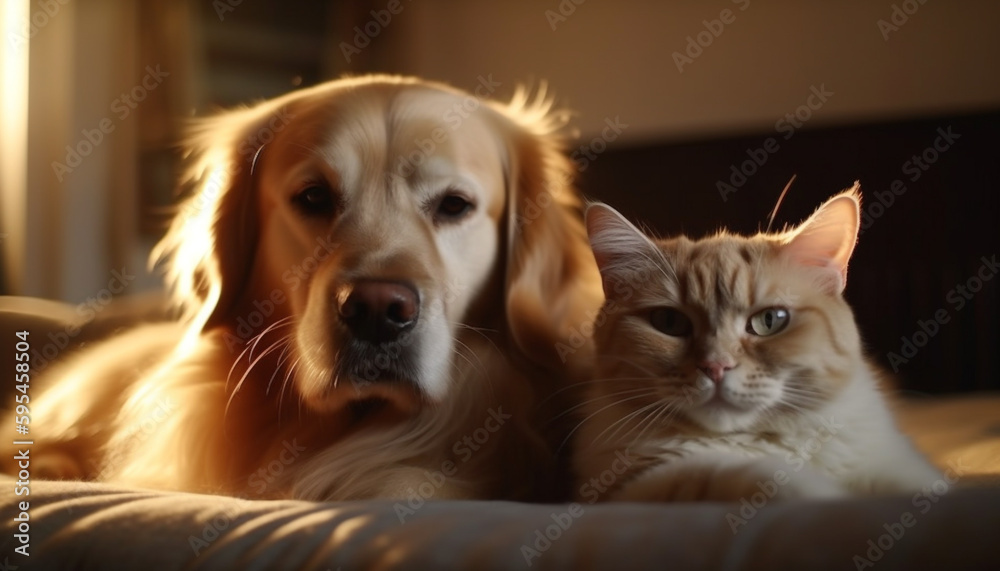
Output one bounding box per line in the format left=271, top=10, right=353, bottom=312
left=649, top=308, right=693, bottom=337
left=747, top=307, right=790, bottom=336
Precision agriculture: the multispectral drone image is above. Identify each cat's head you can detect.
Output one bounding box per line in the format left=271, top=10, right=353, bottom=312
left=585, top=185, right=863, bottom=434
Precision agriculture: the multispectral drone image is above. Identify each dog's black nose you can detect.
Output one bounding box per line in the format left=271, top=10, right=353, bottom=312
left=339, top=281, right=419, bottom=343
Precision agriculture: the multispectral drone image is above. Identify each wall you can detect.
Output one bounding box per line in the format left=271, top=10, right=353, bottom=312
left=380, top=0, right=1000, bottom=143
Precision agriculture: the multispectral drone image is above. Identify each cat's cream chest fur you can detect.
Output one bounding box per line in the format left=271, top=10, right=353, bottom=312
left=574, top=363, right=942, bottom=501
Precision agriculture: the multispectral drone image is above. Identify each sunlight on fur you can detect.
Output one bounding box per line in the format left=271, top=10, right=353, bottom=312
left=2, top=75, right=603, bottom=502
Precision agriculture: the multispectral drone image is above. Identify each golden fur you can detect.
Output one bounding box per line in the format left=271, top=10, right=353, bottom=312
left=4, top=75, right=602, bottom=501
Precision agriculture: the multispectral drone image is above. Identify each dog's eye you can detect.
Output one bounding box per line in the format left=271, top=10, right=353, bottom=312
left=292, top=185, right=336, bottom=217
left=434, top=193, right=474, bottom=223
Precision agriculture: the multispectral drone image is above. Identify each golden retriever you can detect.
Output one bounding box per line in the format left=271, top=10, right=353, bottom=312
left=3, top=75, right=602, bottom=501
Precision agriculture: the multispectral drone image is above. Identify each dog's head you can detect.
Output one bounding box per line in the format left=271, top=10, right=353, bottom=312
left=155, top=75, right=601, bottom=417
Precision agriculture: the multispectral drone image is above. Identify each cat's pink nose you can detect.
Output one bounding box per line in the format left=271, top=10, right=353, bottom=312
left=699, top=361, right=733, bottom=384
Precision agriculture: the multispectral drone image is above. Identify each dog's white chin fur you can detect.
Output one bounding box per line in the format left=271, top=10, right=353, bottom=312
left=294, top=302, right=455, bottom=413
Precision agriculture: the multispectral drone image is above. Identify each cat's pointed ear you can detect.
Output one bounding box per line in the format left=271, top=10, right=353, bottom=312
left=781, top=183, right=861, bottom=293
left=585, top=202, right=661, bottom=297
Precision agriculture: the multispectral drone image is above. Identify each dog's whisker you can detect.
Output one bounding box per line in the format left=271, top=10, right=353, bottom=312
left=226, top=336, right=290, bottom=423
left=248, top=316, right=295, bottom=361
left=278, top=356, right=302, bottom=420
left=228, top=342, right=256, bottom=393
left=453, top=323, right=500, bottom=336
left=449, top=344, right=478, bottom=373
left=453, top=323, right=503, bottom=355
left=266, top=340, right=295, bottom=396
left=451, top=337, right=489, bottom=378
left=225, top=316, right=294, bottom=393
left=449, top=342, right=499, bottom=403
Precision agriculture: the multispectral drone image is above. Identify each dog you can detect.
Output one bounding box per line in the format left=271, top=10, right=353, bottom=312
left=3, top=75, right=603, bottom=501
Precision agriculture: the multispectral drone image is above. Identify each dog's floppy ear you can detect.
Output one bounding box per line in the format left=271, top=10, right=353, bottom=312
left=152, top=103, right=282, bottom=333
left=496, top=91, right=603, bottom=374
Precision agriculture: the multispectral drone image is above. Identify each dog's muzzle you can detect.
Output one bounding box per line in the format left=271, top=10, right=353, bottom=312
left=335, top=279, right=424, bottom=390
left=338, top=280, right=419, bottom=343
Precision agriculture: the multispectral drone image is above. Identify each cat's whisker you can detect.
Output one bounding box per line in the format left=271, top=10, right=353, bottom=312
left=593, top=398, right=667, bottom=445
left=780, top=385, right=827, bottom=406
left=592, top=353, right=687, bottom=385
left=537, top=375, right=666, bottom=408
left=775, top=397, right=821, bottom=417
left=623, top=401, right=678, bottom=446
left=552, top=387, right=662, bottom=422
left=780, top=394, right=825, bottom=408
left=781, top=384, right=821, bottom=393
left=780, top=387, right=825, bottom=400
left=594, top=352, right=664, bottom=373
left=557, top=392, right=666, bottom=455
left=611, top=404, right=665, bottom=446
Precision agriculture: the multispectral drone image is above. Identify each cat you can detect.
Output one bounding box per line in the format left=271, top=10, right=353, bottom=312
left=572, top=185, right=943, bottom=503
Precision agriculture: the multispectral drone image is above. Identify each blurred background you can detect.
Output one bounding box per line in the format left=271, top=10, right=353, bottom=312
left=1, top=0, right=997, bottom=393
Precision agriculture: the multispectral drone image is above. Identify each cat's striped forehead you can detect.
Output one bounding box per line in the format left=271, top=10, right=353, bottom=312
left=653, top=233, right=780, bottom=315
